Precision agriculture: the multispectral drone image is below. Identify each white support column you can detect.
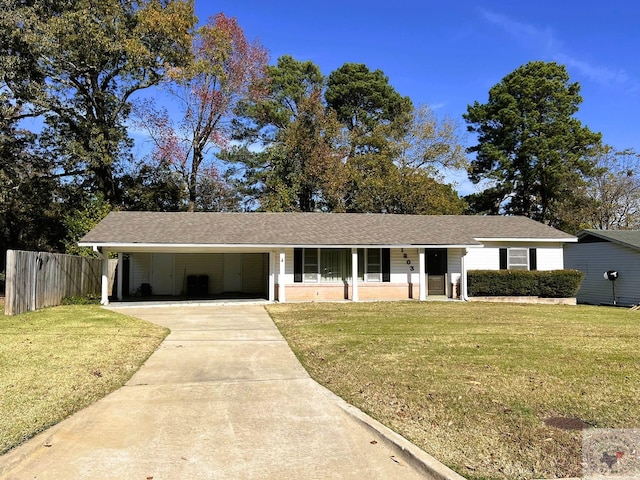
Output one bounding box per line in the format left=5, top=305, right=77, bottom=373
left=278, top=250, right=286, bottom=303
left=460, top=249, right=469, bottom=301
left=116, top=252, right=123, bottom=301
left=101, top=249, right=110, bottom=305
left=419, top=248, right=426, bottom=301
left=268, top=251, right=276, bottom=302
left=351, top=248, right=359, bottom=302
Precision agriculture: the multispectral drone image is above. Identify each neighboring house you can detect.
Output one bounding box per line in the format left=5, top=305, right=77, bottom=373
left=564, top=229, right=640, bottom=305
left=79, top=212, right=576, bottom=305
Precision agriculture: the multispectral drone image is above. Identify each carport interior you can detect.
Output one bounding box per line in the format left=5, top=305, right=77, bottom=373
left=118, top=252, right=269, bottom=300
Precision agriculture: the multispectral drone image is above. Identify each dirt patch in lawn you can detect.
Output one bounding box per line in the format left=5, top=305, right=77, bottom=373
left=544, top=417, right=592, bottom=430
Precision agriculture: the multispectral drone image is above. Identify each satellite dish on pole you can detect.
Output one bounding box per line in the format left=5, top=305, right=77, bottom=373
left=603, top=270, right=619, bottom=305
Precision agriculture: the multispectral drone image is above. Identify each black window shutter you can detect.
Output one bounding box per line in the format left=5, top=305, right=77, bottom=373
left=294, top=248, right=303, bottom=283
left=382, top=248, right=391, bottom=282
left=499, top=248, right=507, bottom=270
left=529, top=248, right=537, bottom=271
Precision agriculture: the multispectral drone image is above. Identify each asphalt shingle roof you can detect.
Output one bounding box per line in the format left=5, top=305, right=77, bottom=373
left=79, top=212, right=575, bottom=247
left=577, top=229, right=640, bottom=251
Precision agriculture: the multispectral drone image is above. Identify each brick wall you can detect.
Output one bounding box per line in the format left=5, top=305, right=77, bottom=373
left=282, top=282, right=416, bottom=302
left=285, top=284, right=350, bottom=301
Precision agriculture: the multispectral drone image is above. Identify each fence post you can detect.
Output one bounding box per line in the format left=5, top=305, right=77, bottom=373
left=5, top=250, right=15, bottom=315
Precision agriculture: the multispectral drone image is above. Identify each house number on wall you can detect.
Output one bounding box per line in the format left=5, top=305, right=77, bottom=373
left=402, top=250, right=415, bottom=271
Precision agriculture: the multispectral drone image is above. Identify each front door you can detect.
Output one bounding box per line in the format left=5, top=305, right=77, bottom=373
left=223, top=254, right=243, bottom=292
left=152, top=253, right=174, bottom=295
left=426, top=249, right=447, bottom=295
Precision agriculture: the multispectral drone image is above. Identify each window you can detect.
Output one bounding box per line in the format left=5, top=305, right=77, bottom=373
left=321, top=249, right=347, bottom=283
left=304, top=248, right=319, bottom=282
left=499, top=247, right=536, bottom=270
left=508, top=248, right=528, bottom=270
left=294, top=248, right=390, bottom=283
left=366, top=248, right=381, bottom=282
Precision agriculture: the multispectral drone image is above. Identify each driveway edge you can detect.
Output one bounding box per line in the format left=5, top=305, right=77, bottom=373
left=315, top=383, right=467, bottom=480
left=0, top=426, right=54, bottom=476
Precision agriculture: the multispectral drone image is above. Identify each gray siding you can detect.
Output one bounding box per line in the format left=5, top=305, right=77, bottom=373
left=565, top=242, right=640, bottom=305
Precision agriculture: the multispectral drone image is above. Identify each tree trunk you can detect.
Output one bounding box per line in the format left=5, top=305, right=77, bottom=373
left=93, top=163, right=117, bottom=206
left=188, top=149, right=203, bottom=212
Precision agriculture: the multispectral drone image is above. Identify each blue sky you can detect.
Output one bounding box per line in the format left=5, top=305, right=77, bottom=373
left=194, top=1, right=639, bottom=192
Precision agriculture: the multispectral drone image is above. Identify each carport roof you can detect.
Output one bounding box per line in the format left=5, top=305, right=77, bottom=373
left=79, top=212, right=575, bottom=248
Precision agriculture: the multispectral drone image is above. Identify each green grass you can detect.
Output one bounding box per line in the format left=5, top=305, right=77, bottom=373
left=0, top=304, right=168, bottom=454
left=267, top=301, right=640, bottom=480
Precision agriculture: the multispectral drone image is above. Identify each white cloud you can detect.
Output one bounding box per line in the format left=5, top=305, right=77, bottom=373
left=554, top=53, right=639, bottom=93
left=429, top=102, right=446, bottom=110
left=480, top=10, right=558, bottom=52
left=480, top=9, right=639, bottom=94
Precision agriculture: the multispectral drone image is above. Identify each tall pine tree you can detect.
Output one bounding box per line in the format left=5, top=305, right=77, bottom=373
left=464, top=61, right=601, bottom=225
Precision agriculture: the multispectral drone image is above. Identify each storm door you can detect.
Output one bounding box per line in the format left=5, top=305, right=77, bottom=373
left=426, top=249, right=447, bottom=295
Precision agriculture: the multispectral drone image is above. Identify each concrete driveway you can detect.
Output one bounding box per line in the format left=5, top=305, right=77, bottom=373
left=0, top=304, right=461, bottom=480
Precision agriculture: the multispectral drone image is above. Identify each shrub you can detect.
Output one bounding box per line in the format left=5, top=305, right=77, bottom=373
left=468, top=270, right=584, bottom=298
left=537, top=270, right=585, bottom=298
left=61, top=294, right=101, bottom=305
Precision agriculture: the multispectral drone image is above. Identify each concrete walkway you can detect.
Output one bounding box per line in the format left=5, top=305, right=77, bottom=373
left=0, top=305, right=460, bottom=480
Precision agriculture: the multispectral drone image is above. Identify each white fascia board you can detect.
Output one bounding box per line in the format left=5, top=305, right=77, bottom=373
left=78, top=242, right=480, bottom=251
left=337, top=244, right=480, bottom=249
left=78, top=242, right=280, bottom=249
left=474, top=237, right=578, bottom=243
left=78, top=242, right=281, bottom=253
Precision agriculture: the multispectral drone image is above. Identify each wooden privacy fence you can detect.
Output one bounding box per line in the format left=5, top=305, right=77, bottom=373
left=4, top=249, right=103, bottom=316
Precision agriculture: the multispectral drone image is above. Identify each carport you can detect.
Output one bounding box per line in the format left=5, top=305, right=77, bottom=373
left=125, top=252, right=269, bottom=298
left=115, top=250, right=271, bottom=302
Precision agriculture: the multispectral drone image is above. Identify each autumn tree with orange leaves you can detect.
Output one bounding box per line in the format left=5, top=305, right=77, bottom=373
left=137, top=13, right=268, bottom=211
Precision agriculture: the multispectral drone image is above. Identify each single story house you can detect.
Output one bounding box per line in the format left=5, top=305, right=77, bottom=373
left=79, top=212, right=577, bottom=305
left=564, top=229, right=640, bottom=305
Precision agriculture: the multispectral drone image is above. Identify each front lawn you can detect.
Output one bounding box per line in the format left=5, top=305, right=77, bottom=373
left=0, top=304, right=168, bottom=455
left=267, top=302, right=640, bottom=480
